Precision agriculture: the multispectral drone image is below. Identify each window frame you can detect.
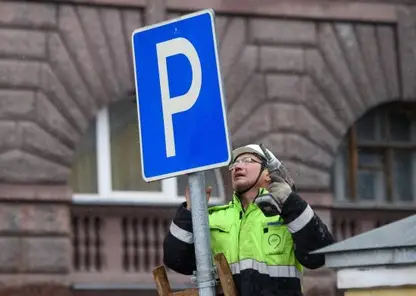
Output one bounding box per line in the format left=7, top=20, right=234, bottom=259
left=333, top=105, right=416, bottom=206
left=72, top=106, right=226, bottom=206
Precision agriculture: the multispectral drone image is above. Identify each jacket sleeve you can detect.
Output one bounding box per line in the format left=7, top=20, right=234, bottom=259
left=163, top=202, right=196, bottom=275
left=279, top=192, right=335, bottom=269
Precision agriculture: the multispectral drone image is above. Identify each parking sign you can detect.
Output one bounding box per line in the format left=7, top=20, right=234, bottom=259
left=132, top=9, right=231, bottom=182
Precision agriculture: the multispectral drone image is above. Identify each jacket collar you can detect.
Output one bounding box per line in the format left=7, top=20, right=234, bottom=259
left=231, top=187, right=269, bottom=211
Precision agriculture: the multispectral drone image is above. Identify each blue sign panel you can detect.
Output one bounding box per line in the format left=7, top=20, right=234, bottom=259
left=131, top=9, right=231, bottom=182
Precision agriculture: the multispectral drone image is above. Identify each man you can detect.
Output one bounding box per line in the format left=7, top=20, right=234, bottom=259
left=163, top=144, right=335, bottom=296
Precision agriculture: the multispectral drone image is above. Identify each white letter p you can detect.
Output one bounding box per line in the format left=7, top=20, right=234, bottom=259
left=156, top=37, right=202, bottom=158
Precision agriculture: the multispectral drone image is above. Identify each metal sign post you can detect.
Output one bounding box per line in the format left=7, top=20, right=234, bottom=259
left=189, top=172, right=216, bottom=296
left=131, top=9, right=231, bottom=296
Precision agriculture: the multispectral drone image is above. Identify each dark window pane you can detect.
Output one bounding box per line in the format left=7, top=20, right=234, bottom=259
left=331, top=139, right=351, bottom=200
left=389, top=111, right=412, bottom=142
left=393, top=150, right=413, bottom=201
left=69, top=119, right=98, bottom=194
left=358, top=151, right=383, bottom=168
left=109, top=100, right=162, bottom=192
left=357, top=170, right=379, bottom=200
left=356, top=112, right=378, bottom=141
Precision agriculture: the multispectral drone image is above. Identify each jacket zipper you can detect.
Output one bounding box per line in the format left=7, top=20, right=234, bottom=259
left=237, top=210, right=243, bottom=262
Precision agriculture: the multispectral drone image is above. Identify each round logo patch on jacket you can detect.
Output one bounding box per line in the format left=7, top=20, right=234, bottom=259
left=268, top=234, right=281, bottom=249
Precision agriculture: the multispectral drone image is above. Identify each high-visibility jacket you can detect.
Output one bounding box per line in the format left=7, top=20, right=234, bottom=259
left=163, top=189, right=335, bottom=296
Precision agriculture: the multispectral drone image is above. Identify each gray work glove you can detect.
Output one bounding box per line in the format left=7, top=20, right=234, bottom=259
left=267, top=160, right=295, bottom=204
left=268, top=176, right=292, bottom=205
left=255, top=159, right=295, bottom=216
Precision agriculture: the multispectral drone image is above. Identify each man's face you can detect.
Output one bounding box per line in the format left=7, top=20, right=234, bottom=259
left=229, top=153, right=264, bottom=192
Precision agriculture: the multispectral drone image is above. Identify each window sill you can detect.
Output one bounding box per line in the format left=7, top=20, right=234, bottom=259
left=332, top=200, right=416, bottom=211
left=72, top=193, right=225, bottom=206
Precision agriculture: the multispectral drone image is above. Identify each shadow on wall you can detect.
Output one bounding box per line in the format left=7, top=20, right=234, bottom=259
left=0, top=284, right=71, bottom=296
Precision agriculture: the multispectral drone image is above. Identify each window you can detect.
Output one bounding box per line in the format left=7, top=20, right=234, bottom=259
left=333, top=102, right=416, bottom=205
left=69, top=99, right=226, bottom=205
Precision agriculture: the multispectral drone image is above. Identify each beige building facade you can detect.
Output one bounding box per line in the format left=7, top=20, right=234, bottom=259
left=0, top=0, right=416, bottom=295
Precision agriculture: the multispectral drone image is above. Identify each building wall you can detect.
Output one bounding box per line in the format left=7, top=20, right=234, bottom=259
left=0, top=0, right=416, bottom=295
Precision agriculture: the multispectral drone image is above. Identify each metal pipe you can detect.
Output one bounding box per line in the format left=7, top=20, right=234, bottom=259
left=188, top=171, right=216, bottom=296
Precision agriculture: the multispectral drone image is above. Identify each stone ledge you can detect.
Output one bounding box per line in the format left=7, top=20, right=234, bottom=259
left=0, top=184, right=71, bottom=202
left=0, top=283, right=71, bottom=296
left=0, top=274, right=69, bottom=288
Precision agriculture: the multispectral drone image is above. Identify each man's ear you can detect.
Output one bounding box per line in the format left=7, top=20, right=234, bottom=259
left=265, top=176, right=271, bottom=183
left=264, top=170, right=271, bottom=183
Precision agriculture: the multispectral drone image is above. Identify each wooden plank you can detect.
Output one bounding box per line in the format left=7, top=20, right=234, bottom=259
left=357, top=165, right=383, bottom=171
left=214, top=253, right=238, bottom=296
left=348, top=127, right=358, bottom=201
left=384, top=110, right=393, bottom=203
left=385, top=148, right=394, bottom=202
left=153, top=265, right=172, bottom=296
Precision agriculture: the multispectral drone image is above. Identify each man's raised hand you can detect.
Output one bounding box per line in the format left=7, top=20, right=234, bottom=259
left=185, top=185, right=212, bottom=211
